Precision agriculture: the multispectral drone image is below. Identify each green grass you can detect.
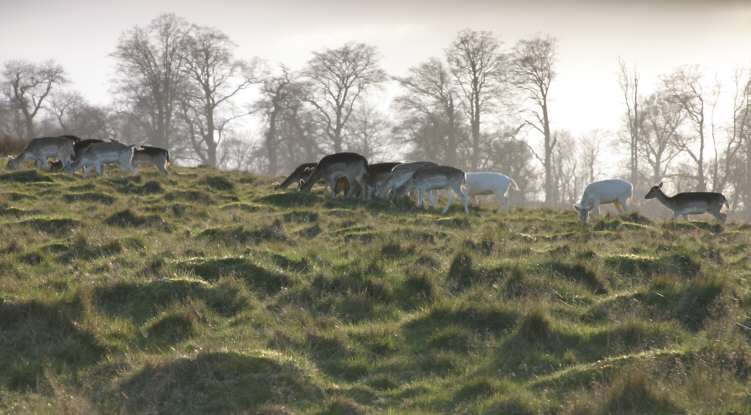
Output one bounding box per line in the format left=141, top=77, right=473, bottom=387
left=0, top=165, right=749, bottom=414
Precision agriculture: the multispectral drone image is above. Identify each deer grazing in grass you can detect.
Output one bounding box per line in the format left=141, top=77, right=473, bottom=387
left=464, top=172, right=519, bottom=210
left=574, top=179, right=633, bottom=224
left=401, top=165, right=469, bottom=214
left=644, top=182, right=729, bottom=223
left=275, top=162, right=318, bottom=190
left=300, top=152, right=368, bottom=199
left=66, top=141, right=136, bottom=176
left=133, top=145, right=170, bottom=175
left=6, top=136, right=77, bottom=170
left=363, top=162, right=402, bottom=200
left=376, top=161, right=438, bottom=207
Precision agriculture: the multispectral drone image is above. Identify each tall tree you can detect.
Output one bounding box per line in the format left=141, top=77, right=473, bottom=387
left=257, top=66, right=298, bottom=175
left=394, top=58, right=461, bottom=166
left=447, top=29, right=506, bottom=170
left=618, top=58, right=641, bottom=197
left=1, top=60, right=67, bottom=138
left=661, top=66, right=710, bottom=191
left=303, top=43, right=386, bottom=153
left=112, top=13, right=189, bottom=150
left=510, top=36, right=557, bottom=204
left=180, top=24, right=262, bottom=167
left=639, top=91, right=684, bottom=185
left=346, top=102, right=390, bottom=161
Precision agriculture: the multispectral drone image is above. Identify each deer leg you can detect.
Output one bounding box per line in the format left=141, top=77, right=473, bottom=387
left=456, top=184, right=469, bottom=214
left=442, top=188, right=454, bottom=214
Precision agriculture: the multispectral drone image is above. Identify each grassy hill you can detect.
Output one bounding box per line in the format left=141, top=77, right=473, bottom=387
left=0, top=165, right=749, bottom=414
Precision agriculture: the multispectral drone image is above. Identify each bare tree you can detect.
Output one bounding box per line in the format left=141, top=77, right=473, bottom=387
left=581, top=129, right=605, bottom=184
left=662, top=66, right=711, bottom=191
left=510, top=36, right=557, bottom=204
left=346, top=102, right=390, bottom=161
left=303, top=43, right=386, bottom=153
left=112, top=13, right=189, bottom=150
left=1, top=60, right=67, bottom=138
left=639, top=92, right=684, bottom=185
left=180, top=24, right=263, bottom=167
left=551, top=130, right=580, bottom=205
left=447, top=29, right=507, bottom=170
left=735, top=69, right=751, bottom=215
left=394, top=58, right=461, bottom=166
left=618, top=58, right=641, bottom=196
left=46, top=90, right=85, bottom=131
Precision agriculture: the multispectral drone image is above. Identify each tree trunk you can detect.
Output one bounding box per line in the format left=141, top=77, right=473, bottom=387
left=471, top=94, right=481, bottom=170
left=446, top=98, right=457, bottom=167
left=542, top=103, right=553, bottom=205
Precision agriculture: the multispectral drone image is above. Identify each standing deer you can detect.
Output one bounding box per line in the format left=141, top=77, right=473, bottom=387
left=644, top=182, right=729, bottom=223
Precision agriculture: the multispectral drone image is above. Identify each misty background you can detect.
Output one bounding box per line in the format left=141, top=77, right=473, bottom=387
left=1, top=0, right=750, bottom=215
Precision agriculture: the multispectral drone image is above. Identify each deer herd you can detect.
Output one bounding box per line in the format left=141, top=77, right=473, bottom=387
left=5, top=138, right=731, bottom=224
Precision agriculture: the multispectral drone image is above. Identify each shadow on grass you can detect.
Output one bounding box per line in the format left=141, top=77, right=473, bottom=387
left=117, top=352, right=323, bottom=415
left=0, top=299, right=105, bottom=391
left=92, top=278, right=250, bottom=324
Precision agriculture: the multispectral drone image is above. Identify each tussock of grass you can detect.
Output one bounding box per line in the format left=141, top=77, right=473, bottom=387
left=197, top=222, right=286, bottom=244
left=202, top=175, right=235, bottom=191
left=16, top=216, right=79, bottom=236
left=118, top=352, right=323, bottom=414
left=104, top=209, right=168, bottom=229
left=164, top=189, right=212, bottom=203
left=547, top=260, right=607, bottom=294
left=221, top=201, right=262, bottom=212
left=177, top=256, right=293, bottom=294
left=0, top=299, right=105, bottom=391
left=142, top=311, right=198, bottom=348
left=283, top=210, right=319, bottom=223
left=0, top=205, right=31, bottom=217
left=257, top=191, right=320, bottom=207
left=0, top=170, right=53, bottom=183
left=62, top=191, right=116, bottom=204
left=604, top=251, right=701, bottom=278
left=568, top=371, right=683, bottom=415
left=92, top=278, right=250, bottom=323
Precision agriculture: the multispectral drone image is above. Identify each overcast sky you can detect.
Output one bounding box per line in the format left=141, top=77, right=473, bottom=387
left=1, top=0, right=749, bottom=145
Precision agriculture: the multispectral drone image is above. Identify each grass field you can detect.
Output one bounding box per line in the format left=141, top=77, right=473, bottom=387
left=0, top=165, right=750, bottom=414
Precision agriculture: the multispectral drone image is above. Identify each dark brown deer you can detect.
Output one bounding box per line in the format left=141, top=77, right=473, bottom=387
left=645, top=182, right=729, bottom=223
left=275, top=162, right=317, bottom=190
left=300, top=153, right=368, bottom=199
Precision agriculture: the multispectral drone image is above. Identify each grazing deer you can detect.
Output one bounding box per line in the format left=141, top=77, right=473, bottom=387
left=574, top=179, right=633, bottom=224
left=66, top=141, right=136, bottom=176
left=645, top=182, right=729, bottom=223
left=133, top=145, right=170, bottom=175
left=276, top=162, right=318, bottom=190
left=465, top=172, right=519, bottom=210
left=300, top=152, right=368, bottom=199
left=6, top=136, right=77, bottom=170
left=364, top=162, right=401, bottom=199
left=377, top=161, right=438, bottom=207
left=49, top=139, right=105, bottom=171
left=403, top=165, right=468, bottom=214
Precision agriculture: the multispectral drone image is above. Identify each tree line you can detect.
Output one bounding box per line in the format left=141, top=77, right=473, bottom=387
left=1, top=13, right=749, bottom=216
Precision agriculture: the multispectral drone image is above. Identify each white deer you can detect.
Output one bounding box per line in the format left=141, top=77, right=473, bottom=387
left=574, top=179, right=633, bottom=224
left=464, top=172, right=519, bottom=210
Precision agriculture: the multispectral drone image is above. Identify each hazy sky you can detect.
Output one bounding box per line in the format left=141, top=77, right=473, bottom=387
left=1, top=0, right=750, bottom=146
